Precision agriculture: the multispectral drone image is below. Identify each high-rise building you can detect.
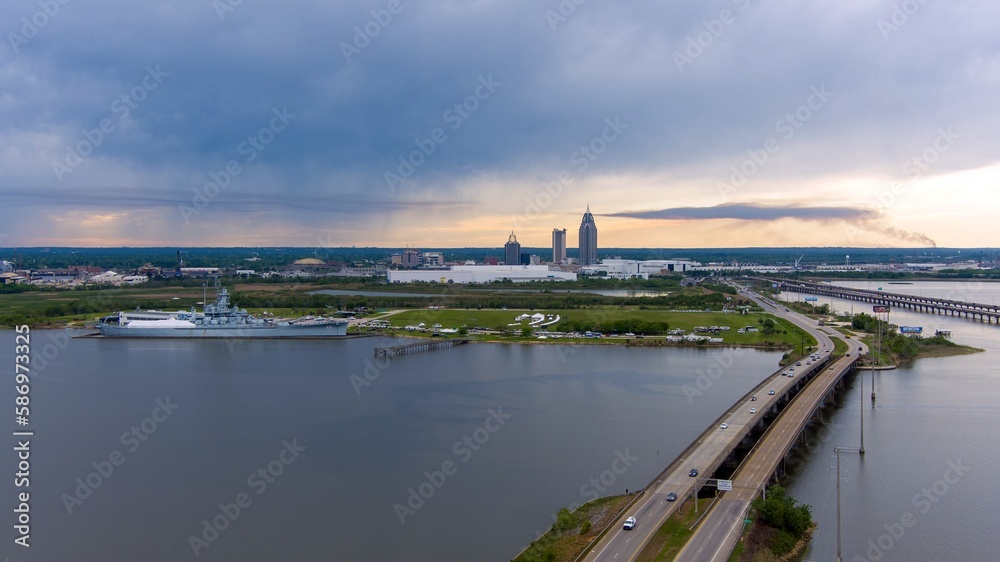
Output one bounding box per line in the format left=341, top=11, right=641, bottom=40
left=504, top=232, right=521, bottom=265
left=552, top=228, right=567, bottom=264
left=578, top=204, right=598, bottom=265
left=389, top=248, right=421, bottom=268
left=402, top=248, right=420, bottom=268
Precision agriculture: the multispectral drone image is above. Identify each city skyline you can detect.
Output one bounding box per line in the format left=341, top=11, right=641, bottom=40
left=2, top=2, right=999, bottom=248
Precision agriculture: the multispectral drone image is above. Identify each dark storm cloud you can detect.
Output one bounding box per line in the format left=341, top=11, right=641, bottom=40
left=1, top=187, right=471, bottom=214
left=607, top=203, right=938, bottom=247
left=1, top=0, right=998, bottom=243
left=607, top=203, right=877, bottom=222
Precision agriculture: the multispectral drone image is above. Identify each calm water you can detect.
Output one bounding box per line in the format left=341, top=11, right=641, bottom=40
left=0, top=332, right=780, bottom=561
left=487, top=289, right=673, bottom=297
left=779, top=281, right=1000, bottom=561
left=310, top=288, right=673, bottom=298
left=310, top=289, right=443, bottom=297
left=4, top=279, right=995, bottom=561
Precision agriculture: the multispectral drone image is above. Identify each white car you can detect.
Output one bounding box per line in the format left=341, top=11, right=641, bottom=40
left=720, top=423, right=729, bottom=429
left=749, top=408, right=756, bottom=414
left=623, top=516, right=637, bottom=530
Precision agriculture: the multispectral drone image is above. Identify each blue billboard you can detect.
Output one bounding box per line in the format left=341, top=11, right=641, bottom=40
left=899, top=326, right=923, bottom=334
left=804, top=296, right=819, bottom=302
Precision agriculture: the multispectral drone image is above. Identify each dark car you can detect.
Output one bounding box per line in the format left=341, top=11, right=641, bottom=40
left=666, top=492, right=677, bottom=502
left=688, top=468, right=698, bottom=477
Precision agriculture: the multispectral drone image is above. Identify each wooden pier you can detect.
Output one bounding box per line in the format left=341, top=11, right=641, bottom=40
left=374, top=338, right=471, bottom=358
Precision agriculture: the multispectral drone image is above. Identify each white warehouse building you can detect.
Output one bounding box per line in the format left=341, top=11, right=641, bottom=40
left=581, top=259, right=702, bottom=279
left=387, top=265, right=577, bottom=284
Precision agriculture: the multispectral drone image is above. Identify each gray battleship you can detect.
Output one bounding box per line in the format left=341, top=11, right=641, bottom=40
left=99, top=285, right=348, bottom=338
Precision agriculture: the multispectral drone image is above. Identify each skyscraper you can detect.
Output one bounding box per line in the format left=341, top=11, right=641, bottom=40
left=552, top=228, right=567, bottom=264
left=578, top=205, right=597, bottom=265
left=504, top=232, right=521, bottom=265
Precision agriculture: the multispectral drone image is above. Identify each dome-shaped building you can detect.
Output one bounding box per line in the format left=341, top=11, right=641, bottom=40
left=289, top=258, right=332, bottom=272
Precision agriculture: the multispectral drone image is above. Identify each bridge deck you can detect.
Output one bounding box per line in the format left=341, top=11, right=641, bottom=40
left=674, top=354, right=858, bottom=562
left=774, top=279, right=1000, bottom=323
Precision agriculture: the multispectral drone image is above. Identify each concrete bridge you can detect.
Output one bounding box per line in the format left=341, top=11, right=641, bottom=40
left=583, top=288, right=860, bottom=561
left=771, top=278, right=1000, bottom=324
left=674, top=352, right=861, bottom=561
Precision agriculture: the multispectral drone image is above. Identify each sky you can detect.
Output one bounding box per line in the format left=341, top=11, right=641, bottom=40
left=1, top=0, right=998, bottom=249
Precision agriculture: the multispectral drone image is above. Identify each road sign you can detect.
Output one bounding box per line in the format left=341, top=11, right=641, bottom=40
left=717, top=479, right=733, bottom=491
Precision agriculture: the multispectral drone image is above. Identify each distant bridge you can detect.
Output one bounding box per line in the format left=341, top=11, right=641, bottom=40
left=771, top=279, right=1000, bottom=324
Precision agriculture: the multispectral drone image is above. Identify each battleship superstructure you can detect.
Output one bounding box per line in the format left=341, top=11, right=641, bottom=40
left=99, top=284, right=348, bottom=338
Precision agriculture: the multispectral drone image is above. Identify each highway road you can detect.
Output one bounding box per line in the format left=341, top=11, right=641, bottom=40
left=674, top=354, right=858, bottom=561
left=585, top=286, right=852, bottom=562
left=674, top=290, right=869, bottom=562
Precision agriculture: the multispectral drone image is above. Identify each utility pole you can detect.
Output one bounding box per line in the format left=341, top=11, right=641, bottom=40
left=836, top=447, right=862, bottom=562
left=694, top=479, right=699, bottom=513
left=871, top=354, right=877, bottom=406
left=859, top=372, right=865, bottom=455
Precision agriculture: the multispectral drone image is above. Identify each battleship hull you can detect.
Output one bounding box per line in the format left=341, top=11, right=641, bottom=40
left=99, top=322, right=348, bottom=338
left=98, top=283, right=349, bottom=338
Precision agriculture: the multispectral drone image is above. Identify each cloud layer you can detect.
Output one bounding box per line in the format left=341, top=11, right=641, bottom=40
left=1, top=0, right=998, bottom=247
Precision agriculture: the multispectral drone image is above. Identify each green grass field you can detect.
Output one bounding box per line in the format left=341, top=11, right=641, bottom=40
left=384, top=308, right=814, bottom=348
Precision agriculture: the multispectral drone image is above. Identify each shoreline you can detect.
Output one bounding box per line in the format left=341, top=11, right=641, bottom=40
left=367, top=331, right=800, bottom=352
